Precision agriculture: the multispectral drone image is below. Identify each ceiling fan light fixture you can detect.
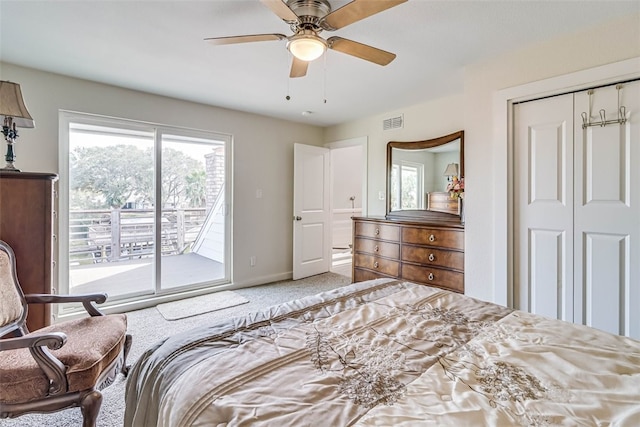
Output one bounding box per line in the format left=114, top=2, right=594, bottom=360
left=287, top=33, right=327, bottom=62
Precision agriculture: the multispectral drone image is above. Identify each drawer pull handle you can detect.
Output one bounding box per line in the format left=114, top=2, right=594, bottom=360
left=374, top=245, right=379, bottom=252
left=428, top=253, right=435, bottom=262
left=429, top=234, right=436, bottom=242
left=428, top=272, right=434, bottom=281
left=374, top=261, right=379, bottom=269
left=375, top=228, right=380, bottom=236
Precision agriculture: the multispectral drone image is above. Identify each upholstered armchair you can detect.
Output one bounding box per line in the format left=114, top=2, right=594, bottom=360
left=0, top=240, right=132, bottom=427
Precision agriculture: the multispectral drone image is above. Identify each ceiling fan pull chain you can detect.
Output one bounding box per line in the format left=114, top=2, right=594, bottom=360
left=323, top=51, right=327, bottom=104
left=286, top=51, right=291, bottom=101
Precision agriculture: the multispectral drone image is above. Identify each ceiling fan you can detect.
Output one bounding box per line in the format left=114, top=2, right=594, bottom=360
left=205, top=0, right=407, bottom=78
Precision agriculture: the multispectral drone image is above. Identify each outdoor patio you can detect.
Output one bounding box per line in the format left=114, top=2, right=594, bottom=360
left=69, top=252, right=225, bottom=299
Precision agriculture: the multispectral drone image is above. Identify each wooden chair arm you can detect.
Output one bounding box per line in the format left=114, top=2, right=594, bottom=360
left=0, top=331, right=66, bottom=351
left=0, top=332, right=69, bottom=395
left=25, top=293, right=108, bottom=316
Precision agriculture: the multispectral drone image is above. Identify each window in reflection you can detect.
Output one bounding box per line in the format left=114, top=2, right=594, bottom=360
left=391, top=161, right=424, bottom=210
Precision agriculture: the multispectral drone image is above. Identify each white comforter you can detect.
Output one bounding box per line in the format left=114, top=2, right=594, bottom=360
left=125, top=279, right=640, bottom=427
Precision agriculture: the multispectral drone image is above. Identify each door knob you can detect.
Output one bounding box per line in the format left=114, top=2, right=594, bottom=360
left=294, top=216, right=302, bottom=221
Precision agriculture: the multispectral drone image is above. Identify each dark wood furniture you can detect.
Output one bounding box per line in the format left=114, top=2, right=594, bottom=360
left=354, top=130, right=466, bottom=292
left=427, top=191, right=460, bottom=215
left=0, top=171, right=57, bottom=331
left=352, top=216, right=464, bottom=293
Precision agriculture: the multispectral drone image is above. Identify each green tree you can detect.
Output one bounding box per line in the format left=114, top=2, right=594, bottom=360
left=185, top=170, right=207, bottom=207
left=70, top=145, right=206, bottom=210
left=70, top=145, right=153, bottom=209
left=161, top=148, right=205, bottom=208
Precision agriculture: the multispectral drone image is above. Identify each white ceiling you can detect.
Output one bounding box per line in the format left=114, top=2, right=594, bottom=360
left=1, top=1, right=637, bottom=127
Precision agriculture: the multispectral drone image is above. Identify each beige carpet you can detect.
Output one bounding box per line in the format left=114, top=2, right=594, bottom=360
left=156, top=290, right=248, bottom=320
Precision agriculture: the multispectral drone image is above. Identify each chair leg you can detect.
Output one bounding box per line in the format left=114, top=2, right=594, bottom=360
left=80, top=390, right=102, bottom=427
left=122, top=333, right=133, bottom=377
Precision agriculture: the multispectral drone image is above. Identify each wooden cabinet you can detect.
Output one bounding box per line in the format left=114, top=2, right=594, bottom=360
left=0, top=171, right=58, bottom=331
left=352, top=217, right=464, bottom=293
left=427, top=192, right=460, bottom=215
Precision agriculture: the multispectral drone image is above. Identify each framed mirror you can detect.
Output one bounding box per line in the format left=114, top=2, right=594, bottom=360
left=386, top=130, right=464, bottom=221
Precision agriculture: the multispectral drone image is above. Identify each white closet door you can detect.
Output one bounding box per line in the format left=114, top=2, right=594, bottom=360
left=574, top=81, right=640, bottom=338
left=514, top=94, right=574, bottom=321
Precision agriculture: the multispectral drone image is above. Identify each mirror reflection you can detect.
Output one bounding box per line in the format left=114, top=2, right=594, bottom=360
left=389, top=140, right=460, bottom=210
left=386, top=131, right=464, bottom=220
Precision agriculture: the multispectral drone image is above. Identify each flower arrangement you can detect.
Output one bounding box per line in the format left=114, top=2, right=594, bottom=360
left=446, top=176, right=464, bottom=199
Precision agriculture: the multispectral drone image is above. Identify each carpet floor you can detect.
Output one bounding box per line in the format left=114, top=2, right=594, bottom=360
left=156, top=290, right=249, bottom=320
left=0, top=271, right=351, bottom=427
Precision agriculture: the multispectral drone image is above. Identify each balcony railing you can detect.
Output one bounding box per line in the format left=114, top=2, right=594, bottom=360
left=69, top=208, right=207, bottom=265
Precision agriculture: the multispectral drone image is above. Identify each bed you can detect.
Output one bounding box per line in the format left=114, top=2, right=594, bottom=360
left=124, top=278, right=640, bottom=426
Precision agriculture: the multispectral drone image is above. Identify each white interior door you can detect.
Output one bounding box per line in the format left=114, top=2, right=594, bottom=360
left=573, top=82, right=640, bottom=338
left=514, top=93, right=575, bottom=322
left=293, top=143, right=330, bottom=280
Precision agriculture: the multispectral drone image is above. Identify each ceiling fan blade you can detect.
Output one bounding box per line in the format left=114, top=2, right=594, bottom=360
left=205, top=33, right=287, bottom=45
left=290, top=57, right=309, bottom=78
left=260, top=0, right=299, bottom=24
left=327, top=36, right=396, bottom=66
left=319, top=0, right=407, bottom=31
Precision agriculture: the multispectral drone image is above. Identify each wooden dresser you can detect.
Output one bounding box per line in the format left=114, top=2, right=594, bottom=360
left=427, top=192, right=460, bottom=215
left=352, top=216, right=464, bottom=293
left=0, top=171, right=58, bottom=331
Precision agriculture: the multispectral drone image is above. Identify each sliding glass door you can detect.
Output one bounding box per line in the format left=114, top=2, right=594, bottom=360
left=159, top=132, right=227, bottom=291
left=60, top=112, right=231, bottom=308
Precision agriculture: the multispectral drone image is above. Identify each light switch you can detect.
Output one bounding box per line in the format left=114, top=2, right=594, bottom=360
left=256, top=189, right=263, bottom=199
left=378, top=191, right=385, bottom=200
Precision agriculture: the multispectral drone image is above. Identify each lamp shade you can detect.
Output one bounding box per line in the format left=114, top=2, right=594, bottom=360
left=443, top=163, right=458, bottom=177
left=287, top=33, right=327, bottom=62
left=0, top=81, right=35, bottom=128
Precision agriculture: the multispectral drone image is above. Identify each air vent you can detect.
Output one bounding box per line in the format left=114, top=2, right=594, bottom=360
left=383, top=114, right=403, bottom=131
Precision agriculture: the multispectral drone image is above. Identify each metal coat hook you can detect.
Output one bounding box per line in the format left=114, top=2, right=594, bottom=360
left=581, top=85, right=627, bottom=129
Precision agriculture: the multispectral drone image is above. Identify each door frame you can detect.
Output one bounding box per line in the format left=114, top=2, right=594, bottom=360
left=493, top=57, right=640, bottom=308
left=325, top=137, right=368, bottom=274
left=325, top=136, right=369, bottom=219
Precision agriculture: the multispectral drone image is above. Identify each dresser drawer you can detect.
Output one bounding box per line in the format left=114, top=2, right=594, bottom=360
left=354, top=238, right=400, bottom=259
left=402, top=227, right=463, bottom=250
left=427, top=192, right=459, bottom=215
left=354, top=253, right=400, bottom=277
left=355, top=221, right=400, bottom=241
left=401, top=264, right=463, bottom=293
left=401, top=246, right=464, bottom=271
left=353, top=268, right=394, bottom=283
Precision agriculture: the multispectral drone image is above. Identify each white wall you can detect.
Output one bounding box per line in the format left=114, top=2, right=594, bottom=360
left=331, top=145, right=363, bottom=249
left=324, top=93, right=465, bottom=215
left=331, top=145, right=363, bottom=212
left=324, top=13, right=640, bottom=303
left=0, top=62, right=324, bottom=288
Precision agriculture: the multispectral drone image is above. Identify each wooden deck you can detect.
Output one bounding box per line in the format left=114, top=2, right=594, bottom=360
left=69, top=253, right=225, bottom=299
